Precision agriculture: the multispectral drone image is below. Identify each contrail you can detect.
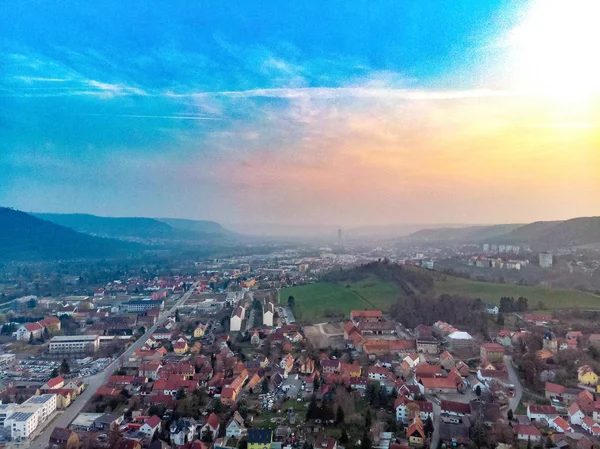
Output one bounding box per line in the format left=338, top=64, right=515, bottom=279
left=79, top=113, right=222, bottom=120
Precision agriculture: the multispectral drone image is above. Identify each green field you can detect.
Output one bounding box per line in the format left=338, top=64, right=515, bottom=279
left=282, top=272, right=600, bottom=321
left=281, top=275, right=403, bottom=321
left=434, top=275, right=600, bottom=309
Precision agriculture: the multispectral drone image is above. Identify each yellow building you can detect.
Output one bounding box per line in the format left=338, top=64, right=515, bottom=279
left=578, top=365, right=599, bottom=386
left=174, top=339, right=188, bottom=354
left=248, top=429, right=272, bottom=449
left=193, top=325, right=206, bottom=338
left=406, top=417, right=425, bottom=446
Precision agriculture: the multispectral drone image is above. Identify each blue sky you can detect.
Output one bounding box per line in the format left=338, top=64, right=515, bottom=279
left=1, top=1, right=598, bottom=226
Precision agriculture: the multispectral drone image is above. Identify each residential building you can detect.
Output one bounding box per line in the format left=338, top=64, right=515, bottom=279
left=123, top=300, right=164, bottom=313
left=170, top=419, right=197, bottom=446
left=49, top=427, right=80, bottom=449
left=406, top=417, right=425, bottom=446
left=263, top=301, right=274, bottom=327
left=226, top=411, right=246, bottom=438
left=514, top=425, right=542, bottom=443
left=4, top=412, right=39, bottom=440
left=200, top=413, right=220, bottom=441
left=416, top=337, right=438, bottom=354
left=527, top=405, right=558, bottom=421
left=578, top=365, right=598, bottom=386
left=539, top=252, right=553, bottom=268
left=480, top=343, right=505, bottom=363
left=394, top=397, right=434, bottom=424
left=49, top=335, right=100, bottom=353
left=248, top=428, right=273, bottom=449
left=140, top=416, right=162, bottom=438
left=230, top=306, right=245, bottom=332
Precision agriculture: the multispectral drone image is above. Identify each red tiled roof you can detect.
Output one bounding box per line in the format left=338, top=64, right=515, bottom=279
left=46, top=376, right=64, bottom=388
left=145, top=415, right=161, bottom=429
left=441, top=400, right=471, bottom=415
left=350, top=310, right=382, bottom=319
left=545, top=382, right=565, bottom=394
left=528, top=405, right=558, bottom=415
left=515, top=425, right=541, bottom=437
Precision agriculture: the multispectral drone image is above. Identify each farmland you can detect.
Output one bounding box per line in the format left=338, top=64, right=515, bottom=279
left=433, top=275, right=600, bottom=310
left=281, top=268, right=600, bottom=321
left=280, top=275, right=403, bottom=321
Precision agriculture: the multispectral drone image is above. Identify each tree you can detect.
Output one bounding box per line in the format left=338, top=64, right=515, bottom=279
left=202, top=428, right=214, bottom=442
left=470, top=416, right=487, bottom=449
left=360, top=430, right=372, bottom=449
left=424, top=416, right=434, bottom=437
left=27, top=298, right=37, bottom=308
left=365, top=408, right=372, bottom=430
left=306, top=395, right=318, bottom=421
left=335, top=405, right=345, bottom=425
left=475, top=385, right=482, bottom=397
left=60, top=359, right=70, bottom=374
left=261, top=377, right=270, bottom=394
left=108, top=424, right=122, bottom=448
left=288, top=296, right=296, bottom=309
left=175, top=310, right=180, bottom=322
left=507, top=408, right=514, bottom=421
left=238, top=441, right=248, bottom=449
left=340, top=429, right=349, bottom=445
left=50, top=368, right=59, bottom=378
left=497, top=313, right=505, bottom=326
left=176, top=387, right=186, bottom=400
left=29, top=333, right=33, bottom=344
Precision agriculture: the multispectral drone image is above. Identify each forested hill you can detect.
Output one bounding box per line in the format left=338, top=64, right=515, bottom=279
left=406, top=216, right=600, bottom=250
left=34, top=213, right=231, bottom=243
left=1, top=208, right=141, bottom=260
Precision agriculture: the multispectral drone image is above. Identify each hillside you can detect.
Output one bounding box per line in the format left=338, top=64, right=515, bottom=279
left=1, top=208, right=140, bottom=260
left=33, top=213, right=229, bottom=243
left=406, top=217, right=600, bottom=250
left=407, top=224, right=522, bottom=242
left=498, top=217, right=600, bottom=249
left=281, top=261, right=600, bottom=321
left=158, top=218, right=231, bottom=235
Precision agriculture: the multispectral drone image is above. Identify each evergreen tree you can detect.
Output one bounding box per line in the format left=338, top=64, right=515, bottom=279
left=507, top=409, right=514, bottom=421
left=340, top=429, right=349, bottom=445
left=424, top=416, right=434, bottom=437
left=365, top=408, right=372, bottom=430
left=475, top=385, right=481, bottom=397
left=360, top=430, right=371, bottom=449
left=60, top=359, right=70, bottom=374
left=306, top=395, right=318, bottom=421
left=335, top=406, right=345, bottom=425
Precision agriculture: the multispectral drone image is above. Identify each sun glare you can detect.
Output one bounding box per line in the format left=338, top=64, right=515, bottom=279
left=508, top=0, right=600, bottom=100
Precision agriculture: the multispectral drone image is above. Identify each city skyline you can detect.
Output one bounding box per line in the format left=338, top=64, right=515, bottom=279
left=1, top=0, right=599, bottom=227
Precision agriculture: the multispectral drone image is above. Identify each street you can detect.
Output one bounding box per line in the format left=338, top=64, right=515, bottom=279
left=504, top=355, right=523, bottom=416
left=28, top=287, right=193, bottom=449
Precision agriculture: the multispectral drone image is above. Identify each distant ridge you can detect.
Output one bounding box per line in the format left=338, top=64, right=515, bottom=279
left=406, top=217, right=600, bottom=250
left=158, top=217, right=231, bottom=235
left=34, top=213, right=230, bottom=243
left=1, top=208, right=140, bottom=260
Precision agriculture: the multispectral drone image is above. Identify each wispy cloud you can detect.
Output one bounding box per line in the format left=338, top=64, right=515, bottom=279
left=78, top=113, right=221, bottom=120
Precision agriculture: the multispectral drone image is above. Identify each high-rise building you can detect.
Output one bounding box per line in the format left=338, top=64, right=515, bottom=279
left=539, top=252, right=553, bottom=268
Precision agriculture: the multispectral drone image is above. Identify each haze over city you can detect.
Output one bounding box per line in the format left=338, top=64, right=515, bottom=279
left=1, top=0, right=599, bottom=229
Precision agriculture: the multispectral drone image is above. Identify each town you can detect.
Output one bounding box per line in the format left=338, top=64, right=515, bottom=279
left=1, top=252, right=600, bottom=449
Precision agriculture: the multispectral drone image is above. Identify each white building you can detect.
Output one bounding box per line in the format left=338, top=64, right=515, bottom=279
left=230, top=306, right=245, bottom=332
left=226, top=411, right=246, bottom=438
left=4, top=412, right=39, bottom=440
left=23, top=394, right=57, bottom=422
left=539, top=252, right=553, bottom=268
left=49, top=335, right=100, bottom=353
left=263, top=301, right=274, bottom=327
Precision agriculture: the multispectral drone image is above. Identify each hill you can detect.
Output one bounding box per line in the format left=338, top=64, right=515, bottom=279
left=406, top=217, right=600, bottom=250
left=1, top=208, right=140, bottom=260
left=158, top=218, right=231, bottom=235
left=407, top=224, right=522, bottom=242
left=34, top=213, right=230, bottom=243
left=498, top=217, right=600, bottom=249
left=281, top=261, right=600, bottom=321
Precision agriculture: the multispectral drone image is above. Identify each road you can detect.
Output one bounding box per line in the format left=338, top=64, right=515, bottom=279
left=504, top=355, right=523, bottom=416
left=429, top=399, right=441, bottom=449
left=29, top=287, right=194, bottom=449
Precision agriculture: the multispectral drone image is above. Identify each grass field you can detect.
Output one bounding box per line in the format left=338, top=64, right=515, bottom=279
left=281, top=275, right=403, bottom=321
left=434, top=275, right=600, bottom=309
left=282, top=272, right=600, bottom=321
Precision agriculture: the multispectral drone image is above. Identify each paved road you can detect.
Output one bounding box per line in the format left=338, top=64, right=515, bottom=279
left=429, top=399, right=441, bottom=449
left=29, top=287, right=194, bottom=449
left=504, top=355, right=523, bottom=416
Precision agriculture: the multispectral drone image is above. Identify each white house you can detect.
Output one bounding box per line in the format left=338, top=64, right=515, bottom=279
left=527, top=405, right=558, bottom=421
left=568, top=403, right=585, bottom=426
left=403, top=353, right=420, bottom=369
left=263, top=301, right=274, bottom=327
left=170, top=419, right=196, bottom=446
left=140, top=416, right=162, bottom=437
left=486, top=305, right=499, bottom=315
left=230, top=306, right=244, bottom=332
left=200, top=413, right=220, bottom=441
left=549, top=417, right=573, bottom=433
left=514, top=425, right=541, bottom=442
left=582, top=417, right=600, bottom=436
left=226, top=411, right=246, bottom=438
left=394, top=397, right=434, bottom=424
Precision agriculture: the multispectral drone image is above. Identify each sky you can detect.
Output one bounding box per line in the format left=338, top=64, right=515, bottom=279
left=1, top=0, right=599, bottom=228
